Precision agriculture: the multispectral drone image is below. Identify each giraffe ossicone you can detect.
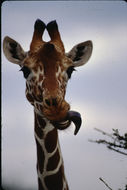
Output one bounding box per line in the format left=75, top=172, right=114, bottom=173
left=3, top=19, right=93, bottom=190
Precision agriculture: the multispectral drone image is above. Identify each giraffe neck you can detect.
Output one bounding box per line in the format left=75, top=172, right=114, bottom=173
left=34, top=111, right=69, bottom=190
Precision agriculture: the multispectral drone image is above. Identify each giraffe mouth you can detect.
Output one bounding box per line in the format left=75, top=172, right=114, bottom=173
left=52, top=111, right=82, bottom=135
left=42, top=100, right=82, bottom=135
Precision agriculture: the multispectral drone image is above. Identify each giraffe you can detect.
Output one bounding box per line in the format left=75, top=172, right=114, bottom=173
left=3, top=19, right=93, bottom=190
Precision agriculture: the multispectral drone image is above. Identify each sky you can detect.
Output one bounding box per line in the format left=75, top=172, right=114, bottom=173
left=2, top=1, right=127, bottom=190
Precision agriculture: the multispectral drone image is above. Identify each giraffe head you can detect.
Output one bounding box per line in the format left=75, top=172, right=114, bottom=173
left=3, top=19, right=93, bottom=133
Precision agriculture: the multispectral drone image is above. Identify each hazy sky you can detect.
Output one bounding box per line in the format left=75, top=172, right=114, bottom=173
left=2, top=1, right=127, bottom=190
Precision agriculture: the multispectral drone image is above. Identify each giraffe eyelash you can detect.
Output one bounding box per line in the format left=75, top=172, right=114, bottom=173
left=20, top=66, right=31, bottom=79
left=66, top=66, right=76, bottom=79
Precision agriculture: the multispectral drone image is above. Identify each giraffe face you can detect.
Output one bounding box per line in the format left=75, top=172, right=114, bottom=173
left=3, top=19, right=93, bottom=124
left=23, top=43, right=74, bottom=121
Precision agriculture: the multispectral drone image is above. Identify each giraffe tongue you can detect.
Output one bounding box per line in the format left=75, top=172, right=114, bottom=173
left=52, top=111, right=82, bottom=135
left=67, top=111, right=82, bottom=135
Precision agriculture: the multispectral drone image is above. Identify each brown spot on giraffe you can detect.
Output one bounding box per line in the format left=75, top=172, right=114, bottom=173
left=37, top=114, right=46, bottom=128
left=46, top=148, right=60, bottom=171
left=26, top=93, right=34, bottom=103
left=39, top=74, right=43, bottom=82
left=45, top=129, right=58, bottom=153
left=44, top=165, right=63, bottom=190
left=34, top=113, right=44, bottom=139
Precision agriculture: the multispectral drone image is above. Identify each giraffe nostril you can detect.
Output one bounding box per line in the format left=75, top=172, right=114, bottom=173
left=45, top=99, right=51, bottom=107
left=52, top=98, right=57, bottom=107
left=44, top=98, right=58, bottom=107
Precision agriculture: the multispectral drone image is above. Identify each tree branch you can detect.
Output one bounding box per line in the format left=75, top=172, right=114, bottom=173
left=89, top=128, right=127, bottom=156
left=99, top=177, right=113, bottom=190
left=107, top=146, right=127, bottom=156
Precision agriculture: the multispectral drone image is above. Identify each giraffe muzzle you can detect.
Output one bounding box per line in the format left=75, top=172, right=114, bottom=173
left=43, top=98, right=70, bottom=121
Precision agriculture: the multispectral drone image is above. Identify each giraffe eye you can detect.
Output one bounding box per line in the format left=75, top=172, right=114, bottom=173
left=20, top=66, right=31, bottom=79
left=66, top=66, right=75, bottom=79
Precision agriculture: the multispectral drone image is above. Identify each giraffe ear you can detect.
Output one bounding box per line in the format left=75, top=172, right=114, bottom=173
left=3, top=36, right=27, bottom=66
left=66, top=41, right=93, bottom=67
